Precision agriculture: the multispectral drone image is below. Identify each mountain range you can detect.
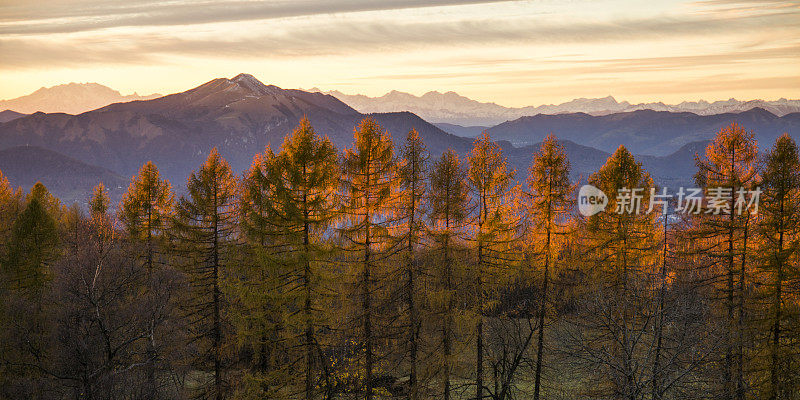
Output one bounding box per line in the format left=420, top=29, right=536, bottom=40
left=0, top=110, right=26, bottom=123
left=322, top=89, right=800, bottom=126
left=0, top=146, right=128, bottom=204
left=0, top=82, right=161, bottom=114
left=486, top=107, right=800, bottom=156
left=0, top=74, right=795, bottom=204
left=0, top=74, right=469, bottom=203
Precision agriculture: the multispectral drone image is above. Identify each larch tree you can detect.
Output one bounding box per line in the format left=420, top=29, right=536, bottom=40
left=394, top=129, right=428, bottom=400
left=0, top=183, right=60, bottom=396
left=758, top=133, right=800, bottom=399
left=428, top=149, right=470, bottom=400
left=174, top=148, right=238, bottom=400
left=466, top=132, right=516, bottom=400
left=0, top=169, right=18, bottom=386
left=523, top=135, right=573, bottom=400
left=89, top=183, right=113, bottom=252
left=27, top=182, right=63, bottom=222
left=236, top=148, right=289, bottom=396
left=340, top=118, right=396, bottom=400
left=119, top=161, right=175, bottom=398
left=90, top=183, right=110, bottom=217
left=5, top=182, right=60, bottom=294
left=694, top=123, right=758, bottom=400
left=0, top=169, right=22, bottom=255
left=579, top=145, right=658, bottom=400
left=120, top=162, right=175, bottom=277
left=277, top=118, right=339, bottom=400
left=241, top=117, right=340, bottom=399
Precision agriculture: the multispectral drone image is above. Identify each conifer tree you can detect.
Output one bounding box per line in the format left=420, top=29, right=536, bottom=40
left=581, top=145, right=657, bottom=400
left=235, top=149, right=288, bottom=396
left=758, top=133, right=800, bottom=399
left=0, top=181, right=56, bottom=396
left=466, top=132, right=516, bottom=400
left=523, top=135, right=573, bottom=400
left=394, top=129, right=428, bottom=399
left=5, top=183, right=60, bottom=294
left=428, top=149, right=469, bottom=400
left=120, top=162, right=175, bottom=275
left=90, top=183, right=110, bottom=217
left=119, top=162, right=175, bottom=398
left=694, top=123, right=758, bottom=400
left=27, top=181, right=62, bottom=221
left=89, top=183, right=113, bottom=252
left=239, top=118, right=339, bottom=399
left=0, top=169, right=22, bottom=254
left=174, top=148, right=238, bottom=400
left=340, top=118, right=396, bottom=400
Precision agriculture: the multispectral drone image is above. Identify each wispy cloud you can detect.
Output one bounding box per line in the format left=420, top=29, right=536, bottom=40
left=0, top=0, right=520, bottom=35
left=2, top=6, right=798, bottom=68
left=0, top=0, right=797, bottom=104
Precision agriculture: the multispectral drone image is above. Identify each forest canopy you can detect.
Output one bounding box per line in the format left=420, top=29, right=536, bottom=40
left=0, top=119, right=798, bottom=400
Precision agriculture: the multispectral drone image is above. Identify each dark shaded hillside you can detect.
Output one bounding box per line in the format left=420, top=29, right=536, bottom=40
left=487, top=108, right=798, bottom=156
left=0, top=146, right=128, bottom=205
left=370, top=112, right=471, bottom=153
left=504, top=139, right=611, bottom=182
left=506, top=139, right=712, bottom=188
left=434, top=123, right=489, bottom=138
left=639, top=140, right=709, bottom=188
left=0, top=74, right=467, bottom=185
left=0, top=110, right=26, bottom=123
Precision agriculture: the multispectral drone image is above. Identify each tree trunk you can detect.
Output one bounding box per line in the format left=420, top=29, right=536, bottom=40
left=364, top=215, right=373, bottom=400
left=725, top=207, right=735, bottom=400
left=476, top=237, right=484, bottom=400
left=736, top=214, right=748, bottom=400
left=146, top=197, right=157, bottom=399
left=407, top=181, right=418, bottom=400
left=212, top=184, right=222, bottom=400
left=770, top=199, right=785, bottom=400
left=475, top=190, right=486, bottom=400
left=533, top=215, right=551, bottom=400
left=652, top=214, right=668, bottom=400
left=305, top=215, right=314, bottom=400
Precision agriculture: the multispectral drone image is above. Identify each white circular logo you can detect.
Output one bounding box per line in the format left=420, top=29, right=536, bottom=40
left=578, top=184, right=608, bottom=216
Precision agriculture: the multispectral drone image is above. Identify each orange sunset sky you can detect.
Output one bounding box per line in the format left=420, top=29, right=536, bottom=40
left=0, top=0, right=798, bottom=106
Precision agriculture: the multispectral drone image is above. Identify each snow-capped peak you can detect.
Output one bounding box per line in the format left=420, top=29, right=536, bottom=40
left=231, top=73, right=274, bottom=95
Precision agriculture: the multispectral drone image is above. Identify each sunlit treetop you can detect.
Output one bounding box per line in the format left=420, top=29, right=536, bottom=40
left=525, top=134, right=574, bottom=224
left=119, top=161, right=174, bottom=239
left=695, top=122, right=759, bottom=189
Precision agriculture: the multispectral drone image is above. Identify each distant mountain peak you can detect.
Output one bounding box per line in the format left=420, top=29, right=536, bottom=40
left=0, top=109, right=26, bottom=123
left=0, top=82, right=161, bottom=114
left=742, top=106, right=776, bottom=117
left=231, top=73, right=271, bottom=94
left=327, top=89, right=800, bottom=126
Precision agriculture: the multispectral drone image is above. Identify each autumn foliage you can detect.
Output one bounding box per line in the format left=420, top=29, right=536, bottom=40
left=0, top=120, right=798, bottom=400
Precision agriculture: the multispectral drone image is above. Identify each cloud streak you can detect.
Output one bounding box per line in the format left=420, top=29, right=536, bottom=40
left=0, top=0, right=521, bottom=35
left=2, top=6, right=798, bottom=69
left=0, top=0, right=797, bottom=104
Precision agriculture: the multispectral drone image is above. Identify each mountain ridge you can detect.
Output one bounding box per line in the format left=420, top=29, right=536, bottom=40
left=0, top=145, right=128, bottom=205
left=320, top=89, right=800, bottom=126
left=0, top=74, right=469, bottom=187
left=486, top=107, right=799, bottom=156
left=1, top=74, right=795, bottom=204
left=0, top=82, right=162, bottom=115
